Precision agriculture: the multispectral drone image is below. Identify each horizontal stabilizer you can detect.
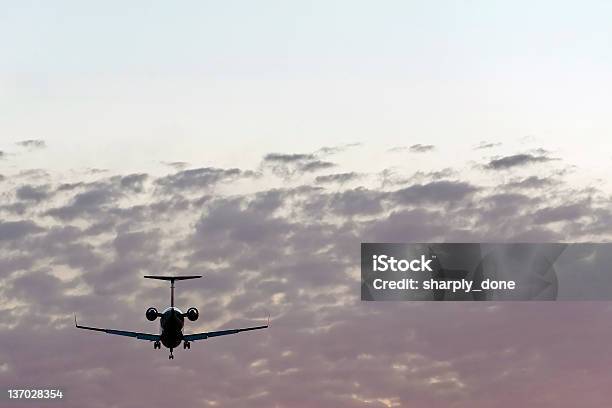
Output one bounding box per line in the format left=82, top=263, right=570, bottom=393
left=144, top=275, right=202, bottom=307
left=144, top=275, right=202, bottom=281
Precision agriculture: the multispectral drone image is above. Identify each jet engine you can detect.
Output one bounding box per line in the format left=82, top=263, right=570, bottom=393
left=186, top=307, right=199, bottom=321
left=146, top=307, right=159, bottom=321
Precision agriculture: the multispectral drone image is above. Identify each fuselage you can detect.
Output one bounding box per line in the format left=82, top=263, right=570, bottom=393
left=159, top=307, right=184, bottom=348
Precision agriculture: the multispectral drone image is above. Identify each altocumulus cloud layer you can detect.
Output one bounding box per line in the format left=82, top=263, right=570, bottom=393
left=1, top=145, right=612, bottom=408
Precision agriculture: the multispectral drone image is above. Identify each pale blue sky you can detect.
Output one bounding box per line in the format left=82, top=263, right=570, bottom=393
left=1, top=1, right=611, bottom=180
left=3, top=1, right=611, bottom=75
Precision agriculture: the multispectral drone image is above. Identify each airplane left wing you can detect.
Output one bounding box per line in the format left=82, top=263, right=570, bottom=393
left=75, top=316, right=160, bottom=341
left=183, top=322, right=269, bottom=342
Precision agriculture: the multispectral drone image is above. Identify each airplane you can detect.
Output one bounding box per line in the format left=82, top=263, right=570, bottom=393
left=75, top=275, right=269, bottom=359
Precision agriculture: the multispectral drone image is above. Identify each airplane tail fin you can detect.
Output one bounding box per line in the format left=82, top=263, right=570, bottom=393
left=144, top=275, right=202, bottom=307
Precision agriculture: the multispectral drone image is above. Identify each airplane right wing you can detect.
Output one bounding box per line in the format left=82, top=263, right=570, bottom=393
left=183, top=322, right=269, bottom=342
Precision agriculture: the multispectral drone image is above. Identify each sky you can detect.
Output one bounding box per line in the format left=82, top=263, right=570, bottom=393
left=2, top=1, right=612, bottom=175
left=1, top=1, right=612, bottom=407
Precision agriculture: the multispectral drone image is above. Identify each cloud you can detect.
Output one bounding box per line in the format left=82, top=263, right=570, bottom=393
left=328, top=188, right=386, bottom=216
left=315, top=172, right=362, bottom=185
left=316, top=143, right=361, bottom=156
left=393, top=180, right=479, bottom=205
left=505, top=176, right=555, bottom=190
left=0, top=220, right=44, bottom=241
left=1, top=147, right=612, bottom=407
left=16, top=169, right=50, bottom=180
left=388, top=144, right=436, bottom=154
left=262, top=152, right=336, bottom=177
left=155, top=167, right=254, bottom=193
left=16, top=184, right=50, bottom=202
left=409, top=168, right=457, bottom=183
left=113, top=229, right=161, bottom=257
left=161, top=161, right=190, bottom=170
left=57, top=181, right=87, bottom=191
left=532, top=202, right=590, bottom=224
left=45, top=182, right=123, bottom=221
left=16, top=139, right=47, bottom=149
left=84, top=168, right=108, bottom=175
left=117, top=173, right=148, bottom=193
left=299, top=160, right=336, bottom=172
left=474, top=141, right=501, bottom=150
left=486, top=153, right=554, bottom=170
left=409, top=144, right=435, bottom=153
left=263, top=153, right=316, bottom=163
left=365, top=208, right=448, bottom=241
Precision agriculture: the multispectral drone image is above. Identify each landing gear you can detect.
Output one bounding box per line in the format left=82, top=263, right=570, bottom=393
left=154, top=341, right=161, bottom=349
left=169, top=348, right=174, bottom=359
left=183, top=341, right=190, bottom=350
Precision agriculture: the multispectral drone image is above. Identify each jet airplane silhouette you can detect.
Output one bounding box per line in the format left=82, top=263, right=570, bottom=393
left=75, top=275, right=268, bottom=359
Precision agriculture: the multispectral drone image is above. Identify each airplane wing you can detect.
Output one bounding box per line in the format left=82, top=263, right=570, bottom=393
left=74, top=316, right=160, bottom=341
left=183, top=322, right=269, bottom=342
